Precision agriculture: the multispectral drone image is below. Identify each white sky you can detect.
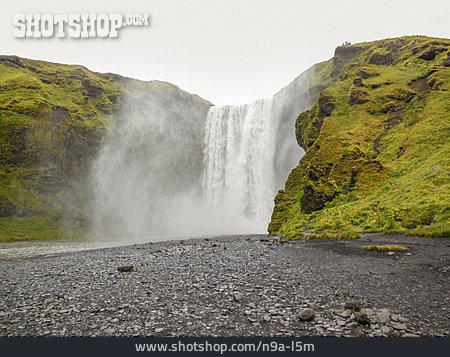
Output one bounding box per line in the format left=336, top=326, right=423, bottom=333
left=1, top=0, right=449, bottom=105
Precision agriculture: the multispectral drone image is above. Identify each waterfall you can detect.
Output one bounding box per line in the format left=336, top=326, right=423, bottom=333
left=199, top=68, right=316, bottom=234
left=92, top=69, right=315, bottom=241
left=202, top=99, right=277, bottom=232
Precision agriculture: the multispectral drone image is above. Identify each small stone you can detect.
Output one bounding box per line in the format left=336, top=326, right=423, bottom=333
left=387, top=252, right=395, bottom=256
left=391, top=314, right=400, bottom=322
left=117, top=266, right=136, bottom=273
left=356, top=312, right=370, bottom=325
left=339, top=309, right=352, bottom=318
left=398, top=317, right=408, bottom=323
left=363, top=308, right=390, bottom=324
left=243, top=310, right=251, bottom=316
left=103, top=328, right=115, bottom=335
left=233, top=292, right=243, bottom=302
left=406, top=253, right=412, bottom=256
left=381, top=326, right=391, bottom=334
left=263, top=314, right=271, bottom=322
left=344, top=300, right=368, bottom=312
left=391, top=323, right=407, bottom=330
left=403, top=333, right=420, bottom=337
left=155, top=327, right=164, bottom=333
left=298, top=308, right=316, bottom=321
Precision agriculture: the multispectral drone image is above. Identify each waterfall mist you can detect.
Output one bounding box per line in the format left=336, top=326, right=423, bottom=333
left=92, top=70, right=315, bottom=241
left=92, top=82, right=211, bottom=240
left=201, top=70, right=315, bottom=234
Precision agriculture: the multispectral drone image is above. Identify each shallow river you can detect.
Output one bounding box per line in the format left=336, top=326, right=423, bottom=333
left=0, top=235, right=205, bottom=260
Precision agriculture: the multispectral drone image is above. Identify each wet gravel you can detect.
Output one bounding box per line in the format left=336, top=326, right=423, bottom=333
left=0, top=233, right=448, bottom=337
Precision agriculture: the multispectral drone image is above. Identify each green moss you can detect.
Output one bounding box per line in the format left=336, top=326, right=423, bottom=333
left=270, top=36, right=450, bottom=239
left=0, top=57, right=135, bottom=241
left=0, top=216, right=85, bottom=242
left=0, top=55, right=212, bottom=242
left=305, top=231, right=359, bottom=240
left=362, top=245, right=408, bottom=252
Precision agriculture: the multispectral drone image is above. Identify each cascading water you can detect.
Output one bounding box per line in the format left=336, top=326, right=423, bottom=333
left=202, top=99, right=277, bottom=232
left=92, top=69, right=315, bottom=240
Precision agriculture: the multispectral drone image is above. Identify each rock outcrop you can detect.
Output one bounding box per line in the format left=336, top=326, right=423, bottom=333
left=269, top=36, right=450, bottom=238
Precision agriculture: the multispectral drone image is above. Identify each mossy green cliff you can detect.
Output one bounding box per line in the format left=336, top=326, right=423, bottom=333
left=269, top=36, right=450, bottom=238
left=0, top=56, right=211, bottom=241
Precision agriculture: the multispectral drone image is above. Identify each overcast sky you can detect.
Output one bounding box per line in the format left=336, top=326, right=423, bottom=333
left=2, top=0, right=449, bottom=105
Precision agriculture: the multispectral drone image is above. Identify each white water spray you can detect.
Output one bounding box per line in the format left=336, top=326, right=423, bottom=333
left=202, top=99, right=277, bottom=232
left=92, top=69, right=315, bottom=240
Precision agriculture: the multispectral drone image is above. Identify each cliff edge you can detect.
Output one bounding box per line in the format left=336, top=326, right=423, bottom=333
left=269, top=36, right=450, bottom=238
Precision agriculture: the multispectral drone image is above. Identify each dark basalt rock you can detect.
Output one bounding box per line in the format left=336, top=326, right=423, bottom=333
left=357, top=68, right=379, bottom=79
left=317, top=93, right=335, bottom=118
left=51, top=107, right=70, bottom=123
left=353, top=77, right=365, bottom=87
left=300, top=184, right=334, bottom=213
left=82, top=78, right=103, bottom=98
left=418, top=46, right=448, bottom=61
left=298, top=308, right=316, bottom=321
left=0, top=55, right=26, bottom=69
left=368, top=52, right=393, bottom=65
left=356, top=312, right=370, bottom=325
left=117, top=266, right=136, bottom=273
left=408, top=76, right=429, bottom=92
left=332, top=45, right=363, bottom=77
left=442, top=53, right=450, bottom=67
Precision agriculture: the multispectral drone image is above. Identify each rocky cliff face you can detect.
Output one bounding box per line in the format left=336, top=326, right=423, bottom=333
left=269, top=36, right=450, bottom=238
left=0, top=56, right=211, bottom=241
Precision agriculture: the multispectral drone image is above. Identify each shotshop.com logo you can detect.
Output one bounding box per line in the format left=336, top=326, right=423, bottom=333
left=13, top=13, right=150, bottom=38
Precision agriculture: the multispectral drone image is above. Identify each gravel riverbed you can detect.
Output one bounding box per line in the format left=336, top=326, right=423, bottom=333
left=0, top=233, right=448, bottom=337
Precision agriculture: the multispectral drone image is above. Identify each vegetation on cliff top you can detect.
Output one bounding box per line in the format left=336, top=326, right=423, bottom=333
left=269, top=36, right=450, bottom=239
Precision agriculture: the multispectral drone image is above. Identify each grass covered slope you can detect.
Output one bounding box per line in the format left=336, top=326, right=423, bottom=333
left=0, top=56, right=120, bottom=241
left=269, top=36, right=450, bottom=238
left=0, top=56, right=211, bottom=241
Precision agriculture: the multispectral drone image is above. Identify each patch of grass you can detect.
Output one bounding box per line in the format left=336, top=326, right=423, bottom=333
left=0, top=56, right=122, bottom=238
left=0, top=216, right=85, bottom=242
left=362, top=245, right=409, bottom=252
left=305, top=231, right=360, bottom=240
left=284, top=230, right=359, bottom=241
